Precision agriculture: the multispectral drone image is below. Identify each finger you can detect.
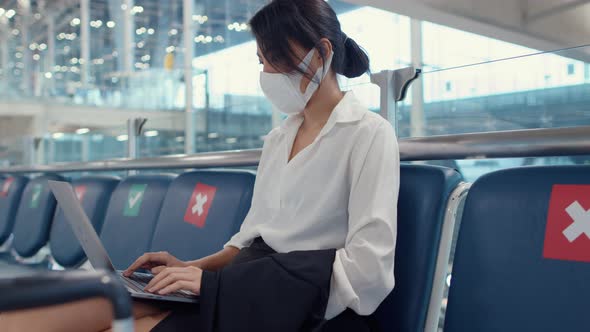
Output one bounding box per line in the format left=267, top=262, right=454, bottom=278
left=159, top=280, right=193, bottom=295
left=148, top=270, right=194, bottom=293
left=125, top=252, right=171, bottom=276
left=145, top=267, right=171, bottom=290
left=151, top=266, right=166, bottom=275
left=145, top=267, right=187, bottom=290
left=151, top=252, right=169, bottom=263
left=149, top=272, right=190, bottom=293
left=123, top=254, right=151, bottom=276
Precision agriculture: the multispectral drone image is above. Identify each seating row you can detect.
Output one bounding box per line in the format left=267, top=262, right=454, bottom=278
left=6, top=165, right=586, bottom=331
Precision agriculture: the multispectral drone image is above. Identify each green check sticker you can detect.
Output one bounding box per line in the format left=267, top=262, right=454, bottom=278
left=124, top=184, right=147, bottom=217
left=30, top=183, right=43, bottom=208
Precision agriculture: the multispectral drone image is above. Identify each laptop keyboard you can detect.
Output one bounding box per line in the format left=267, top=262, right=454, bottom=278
left=120, top=272, right=197, bottom=299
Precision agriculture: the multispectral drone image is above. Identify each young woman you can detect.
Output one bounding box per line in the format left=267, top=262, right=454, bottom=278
left=0, top=0, right=399, bottom=331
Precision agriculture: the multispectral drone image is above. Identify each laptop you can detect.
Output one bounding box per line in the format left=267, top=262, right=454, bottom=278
left=48, top=180, right=198, bottom=303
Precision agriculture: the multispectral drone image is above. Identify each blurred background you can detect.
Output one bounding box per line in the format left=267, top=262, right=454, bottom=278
left=0, top=0, right=589, bottom=180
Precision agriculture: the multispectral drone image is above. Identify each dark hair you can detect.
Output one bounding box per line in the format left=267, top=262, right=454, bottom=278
left=249, top=0, right=370, bottom=79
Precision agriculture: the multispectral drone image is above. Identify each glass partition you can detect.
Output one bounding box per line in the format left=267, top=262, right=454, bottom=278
left=395, top=44, right=590, bottom=181
left=398, top=44, right=590, bottom=138
left=136, top=114, right=185, bottom=158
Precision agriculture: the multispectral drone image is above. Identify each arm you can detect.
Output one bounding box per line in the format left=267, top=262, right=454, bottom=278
left=187, top=246, right=240, bottom=271
left=325, top=121, right=400, bottom=319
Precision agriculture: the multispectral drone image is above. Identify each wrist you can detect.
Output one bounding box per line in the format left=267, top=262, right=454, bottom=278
left=188, top=259, right=206, bottom=269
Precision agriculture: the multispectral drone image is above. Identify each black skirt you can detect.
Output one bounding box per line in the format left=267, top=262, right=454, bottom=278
left=150, top=238, right=373, bottom=332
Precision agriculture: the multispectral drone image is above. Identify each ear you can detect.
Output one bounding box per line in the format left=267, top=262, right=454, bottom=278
left=317, top=38, right=333, bottom=61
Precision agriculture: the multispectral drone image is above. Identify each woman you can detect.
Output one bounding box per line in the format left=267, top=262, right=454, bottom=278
left=0, top=0, right=399, bottom=331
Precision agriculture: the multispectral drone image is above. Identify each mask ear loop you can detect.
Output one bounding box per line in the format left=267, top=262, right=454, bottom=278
left=315, top=41, right=334, bottom=86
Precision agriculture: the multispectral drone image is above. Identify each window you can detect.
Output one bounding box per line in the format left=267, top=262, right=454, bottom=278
left=445, top=81, right=452, bottom=92
left=568, top=63, right=575, bottom=75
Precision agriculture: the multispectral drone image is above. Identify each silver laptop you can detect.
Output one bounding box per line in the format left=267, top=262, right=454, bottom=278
left=48, top=180, right=198, bottom=303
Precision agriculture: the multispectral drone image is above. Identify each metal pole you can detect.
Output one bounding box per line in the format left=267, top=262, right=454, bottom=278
left=19, top=0, right=32, bottom=95
left=81, top=135, right=90, bottom=162
left=24, top=136, right=36, bottom=166
left=371, top=67, right=421, bottom=136
left=80, top=0, right=90, bottom=87
left=127, top=119, right=138, bottom=159
left=122, top=0, right=134, bottom=75
left=127, top=118, right=145, bottom=175
left=46, top=13, right=55, bottom=96
left=410, top=18, right=425, bottom=137
left=0, top=36, right=7, bottom=75
left=370, top=70, right=396, bottom=125
left=183, top=0, right=195, bottom=154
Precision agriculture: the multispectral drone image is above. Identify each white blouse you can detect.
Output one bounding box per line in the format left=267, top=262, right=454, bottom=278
left=225, top=91, right=400, bottom=319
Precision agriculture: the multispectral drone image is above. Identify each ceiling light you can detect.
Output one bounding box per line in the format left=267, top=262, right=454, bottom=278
left=44, top=72, right=53, bottom=79
left=107, top=21, right=116, bottom=28
left=144, top=130, right=158, bottom=137
left=116, top=134, right=128, bottom=141
left=5, top=9, right=16, bottom=19
left=76, top=128, right=90, bottom=134
left=52, top=132, right=64, bottom=139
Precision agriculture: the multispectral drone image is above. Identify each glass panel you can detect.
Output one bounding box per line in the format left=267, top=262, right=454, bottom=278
left=422, top=21, right=540, bottom=71
left=43, top=123, right=128, bottom=164
left=397, top=44, right=590, bottom=139
left=137, top=114, right=185, bottom=157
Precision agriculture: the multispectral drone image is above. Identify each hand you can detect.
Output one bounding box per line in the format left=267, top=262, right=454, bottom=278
left=145, top=266, right=203, bottom=295
left=123, top=251, right=187, bottom=277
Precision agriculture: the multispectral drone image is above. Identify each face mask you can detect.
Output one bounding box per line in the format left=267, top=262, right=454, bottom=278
left=260, top=48, right=334, bottom=115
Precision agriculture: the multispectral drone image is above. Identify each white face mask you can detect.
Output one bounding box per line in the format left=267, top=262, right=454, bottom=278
left=260, top=48, right=334, bottom=115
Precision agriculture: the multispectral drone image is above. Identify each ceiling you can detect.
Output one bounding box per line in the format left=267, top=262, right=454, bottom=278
left=348, top=0, right=590, bottom=61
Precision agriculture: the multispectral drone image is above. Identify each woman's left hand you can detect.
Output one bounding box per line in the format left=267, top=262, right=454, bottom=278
left=145, top=266, right=203, bottom=295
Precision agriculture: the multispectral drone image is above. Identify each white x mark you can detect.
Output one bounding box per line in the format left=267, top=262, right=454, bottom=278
left=191, top=193, right=208, bottom=216
left=562, top=201, right=590, bottom=243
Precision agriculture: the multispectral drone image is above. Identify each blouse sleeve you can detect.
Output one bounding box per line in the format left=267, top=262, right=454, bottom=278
left=325, top=121, right=400, bottom=319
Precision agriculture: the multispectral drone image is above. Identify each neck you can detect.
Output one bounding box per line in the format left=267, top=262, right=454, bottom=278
left=302, top=74, right=344, bottom=128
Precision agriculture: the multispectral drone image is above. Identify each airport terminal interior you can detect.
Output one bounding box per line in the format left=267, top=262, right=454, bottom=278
left=0, top=0, right=589, bottom=331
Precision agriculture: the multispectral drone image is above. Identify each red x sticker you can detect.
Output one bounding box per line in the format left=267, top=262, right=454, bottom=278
left=183, top=183, right=217, bottom=228
left=543, top=185, right=590, bottom=263
left=0, top=177, right=14, bottom=197
left=74, top=185, right=87, bottom=202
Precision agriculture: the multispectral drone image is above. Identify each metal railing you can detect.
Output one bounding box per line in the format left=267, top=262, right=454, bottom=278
left=1, top=125, right=589, bottom=173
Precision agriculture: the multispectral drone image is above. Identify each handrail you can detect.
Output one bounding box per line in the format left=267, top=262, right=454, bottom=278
left=1, top=126, right=589, bottom=173
left=399, top=125, right=590, bottom=161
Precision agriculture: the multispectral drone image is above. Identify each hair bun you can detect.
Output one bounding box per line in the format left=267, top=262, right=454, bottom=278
left=341, top=36, right=370, bottom=78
